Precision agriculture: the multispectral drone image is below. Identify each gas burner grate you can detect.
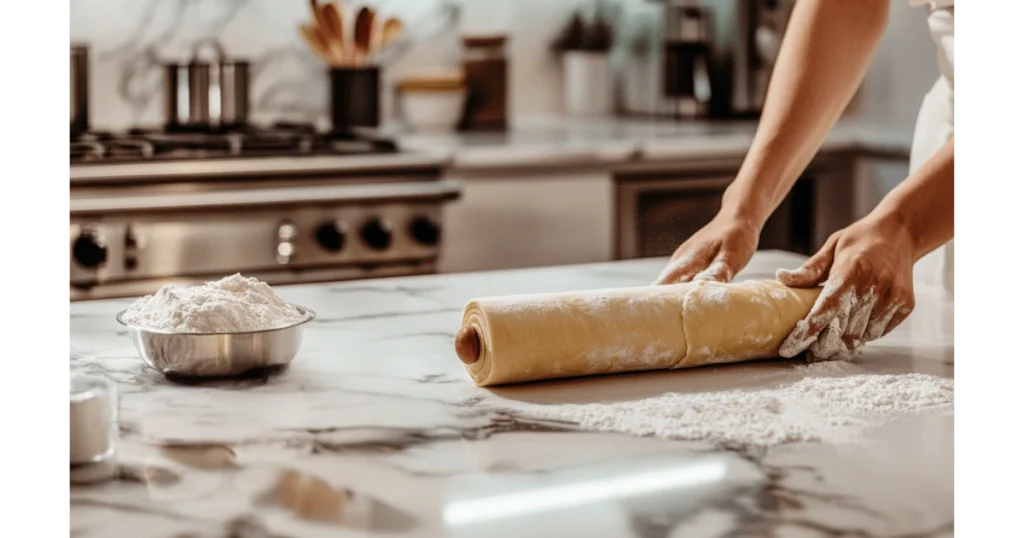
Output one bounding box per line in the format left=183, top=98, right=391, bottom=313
left=70, top=141, right=105, bottom=162
left=70, top=123, right=397, bottom=164
left=71, top=133, right=155, bottom=163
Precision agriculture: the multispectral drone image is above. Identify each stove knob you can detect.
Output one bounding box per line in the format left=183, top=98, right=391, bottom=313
left=409, top=216, right=441, bottom=246
left=315, top=221, right=347, bottom=252
left=73, top=230, right=108, bottom=269
left=124, top=226, right=141, bottom=249
left=360, top=218, right=393, bottom=251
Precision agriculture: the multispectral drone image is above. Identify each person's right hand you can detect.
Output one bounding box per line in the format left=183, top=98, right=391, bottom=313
left=653, top=212, right=761, bottom=285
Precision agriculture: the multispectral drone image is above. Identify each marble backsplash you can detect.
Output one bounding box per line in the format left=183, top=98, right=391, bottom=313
left=70, top=0, right=475, bottom=129
left=70, top=0, right=610, bottom=130
left=70, top=0, right=934, bottom=135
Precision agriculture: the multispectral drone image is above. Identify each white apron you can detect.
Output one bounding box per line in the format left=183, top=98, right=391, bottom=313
left=909, top=4, right=954, bottom=297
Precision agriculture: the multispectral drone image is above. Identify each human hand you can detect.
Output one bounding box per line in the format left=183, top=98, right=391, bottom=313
left=653, top=213, right=760, bottom=285
left=776, top=214, right=917, bottom=360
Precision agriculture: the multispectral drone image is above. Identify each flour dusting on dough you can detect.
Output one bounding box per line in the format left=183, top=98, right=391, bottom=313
left=585, top=344, right=677, bottom=371
left=482, top=288, right=687, bottom=377
left=679, top=280, right=791, bottom=367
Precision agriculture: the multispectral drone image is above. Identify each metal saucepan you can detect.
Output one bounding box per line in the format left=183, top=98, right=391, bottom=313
left=71, top=44, right=90, bottom=138
left=116, top=305, right=316, bottom=377
left=163, top=40, right=250, bottom=131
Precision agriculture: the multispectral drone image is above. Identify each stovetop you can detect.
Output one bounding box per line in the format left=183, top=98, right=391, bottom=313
left=70, top=123, right=398, bottom=165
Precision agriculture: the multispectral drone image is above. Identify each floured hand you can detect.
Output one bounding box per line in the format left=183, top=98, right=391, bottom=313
left=653, top=213, right=761, bottom=285
left=776, top=214, right=916, bottom=360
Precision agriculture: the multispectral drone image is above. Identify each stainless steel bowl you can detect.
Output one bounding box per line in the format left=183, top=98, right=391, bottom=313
left=115, top=306, right=315, bottom=377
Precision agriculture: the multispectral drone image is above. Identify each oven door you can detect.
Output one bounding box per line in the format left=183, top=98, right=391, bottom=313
left=615, top=173, right=812, bottom=260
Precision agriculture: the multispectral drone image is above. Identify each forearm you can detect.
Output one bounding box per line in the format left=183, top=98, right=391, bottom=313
left=723, top=0, right=891, bottom=224
left=872, top=138, right=954, bottom=261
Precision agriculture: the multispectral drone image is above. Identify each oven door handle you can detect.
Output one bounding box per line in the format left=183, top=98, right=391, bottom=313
left=71, top=180, right=464, bottom=216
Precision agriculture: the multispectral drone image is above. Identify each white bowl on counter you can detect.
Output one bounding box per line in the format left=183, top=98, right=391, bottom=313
left=397, top=72, right=466, bottom=132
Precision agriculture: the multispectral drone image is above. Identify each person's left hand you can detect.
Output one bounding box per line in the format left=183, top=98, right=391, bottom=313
left=776, top=213, right=918, bottom=359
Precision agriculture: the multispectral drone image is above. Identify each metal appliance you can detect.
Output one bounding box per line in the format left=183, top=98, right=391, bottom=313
left=620, top=0, right=794, bottom=118
left=70, top=124, right=460, bottom=300
left=661, top=3, right=713, bottom=118
left=162, top=40, right=250, bottom=131
left=71, top=44, right=89, bottom=137
left=613, top=154, right=856, bottom=260
left=724, top=0, right=794, bottom=116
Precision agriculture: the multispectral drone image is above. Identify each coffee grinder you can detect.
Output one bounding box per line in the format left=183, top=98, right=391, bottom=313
left=653, top=0, right=795, bottom=119
left=660, top=1, right=713, bottom=118
left=729, top=0, right=795, bottom=116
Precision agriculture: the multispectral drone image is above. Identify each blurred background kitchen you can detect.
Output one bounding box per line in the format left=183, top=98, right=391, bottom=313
left=69, top=0, right=936, bottom=301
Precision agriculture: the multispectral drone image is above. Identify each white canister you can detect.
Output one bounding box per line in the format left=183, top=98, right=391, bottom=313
left=71, top=374, right=119, bottom=484
left=563, top=52, right=611, bottom=117
left=396, top=72, right=467, bottom=132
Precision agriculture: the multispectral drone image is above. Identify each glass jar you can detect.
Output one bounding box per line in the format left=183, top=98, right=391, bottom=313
left=70, top=374, right=119, bottom=484
left=460, top=35, right=508, bottom=131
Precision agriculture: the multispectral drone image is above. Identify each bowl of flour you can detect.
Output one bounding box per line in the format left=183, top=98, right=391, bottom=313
left=116, top=274, right=315, bottom=377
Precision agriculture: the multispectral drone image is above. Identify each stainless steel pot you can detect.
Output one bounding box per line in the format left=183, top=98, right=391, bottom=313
left=163, top=40, right=250, bottom=130
left=71, top=44, right=89, bottom=137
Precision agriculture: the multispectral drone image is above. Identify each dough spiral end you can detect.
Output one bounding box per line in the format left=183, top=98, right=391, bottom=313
left=460, top=301, right=495, bottom=385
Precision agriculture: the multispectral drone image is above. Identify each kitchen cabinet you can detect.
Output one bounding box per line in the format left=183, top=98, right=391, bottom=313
left=440, top=170, right=614, bottom=273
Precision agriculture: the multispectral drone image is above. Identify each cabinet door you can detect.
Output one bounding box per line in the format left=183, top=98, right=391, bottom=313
left=440, top=172, right=614, bottom=273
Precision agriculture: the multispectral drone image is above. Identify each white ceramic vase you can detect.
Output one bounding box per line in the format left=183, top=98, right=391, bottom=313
left=562, top=51, right=611, bottom=117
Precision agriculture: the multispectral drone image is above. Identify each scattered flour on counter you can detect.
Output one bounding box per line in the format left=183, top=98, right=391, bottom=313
left=507, top=362, right=953, bottom=446
left=120, top=274, right=306, bottom=333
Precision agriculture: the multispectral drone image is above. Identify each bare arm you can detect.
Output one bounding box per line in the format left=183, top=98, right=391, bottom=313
left=874, top=138, right=954, bottom=261
left=777, top=137, right=954, bottom=358
left=723, top=0, right=891, bottom=224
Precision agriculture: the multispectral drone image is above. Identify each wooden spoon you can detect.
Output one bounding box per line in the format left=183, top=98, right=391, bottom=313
left=353, top=6, right=375, bottom=65
left=309, top=0, right=329, bottom=33
left=320, top=2, right=348, bottom=65
left=380, top=17, right=403, bottom=50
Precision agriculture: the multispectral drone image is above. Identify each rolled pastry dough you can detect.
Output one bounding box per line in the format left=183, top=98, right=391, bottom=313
left=459, top=280, right=821, bottom=387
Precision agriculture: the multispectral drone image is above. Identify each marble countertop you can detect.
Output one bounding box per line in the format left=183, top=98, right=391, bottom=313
left=69, top=251, right=953, bottom=538
left=71, top=117, right=912, bottom=182
left=391, top=117, right=913, bottom=171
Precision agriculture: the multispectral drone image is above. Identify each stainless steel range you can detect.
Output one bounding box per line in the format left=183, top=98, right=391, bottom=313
left=70, top=124, right=460, bottom=301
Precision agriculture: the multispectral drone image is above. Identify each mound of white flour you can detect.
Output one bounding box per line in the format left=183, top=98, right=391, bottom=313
left=509, top=361, right=953, bottom=446
left=120, top=274, right=306, bottom=333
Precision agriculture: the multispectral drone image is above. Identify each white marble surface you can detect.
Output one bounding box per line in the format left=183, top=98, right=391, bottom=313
left=69, top=251, right=953, bottom=538
left=70, top=116, right=912, bottom=182
left=391, top=117, right=913, bottom=171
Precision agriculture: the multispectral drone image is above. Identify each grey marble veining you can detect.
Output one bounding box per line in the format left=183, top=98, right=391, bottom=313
left=69, top=251, right=953, bottom=538
left=71, top=0, right=461, bottom=128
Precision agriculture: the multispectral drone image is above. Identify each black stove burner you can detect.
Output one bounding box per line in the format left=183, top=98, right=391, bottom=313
left=70, top=123, right=397, bottom=164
